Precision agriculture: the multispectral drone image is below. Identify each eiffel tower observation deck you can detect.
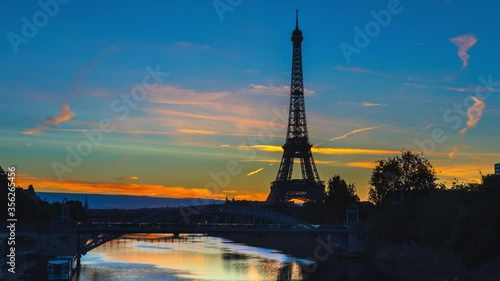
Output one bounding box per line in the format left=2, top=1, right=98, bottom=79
left=267, top=10, right=326, bottom=203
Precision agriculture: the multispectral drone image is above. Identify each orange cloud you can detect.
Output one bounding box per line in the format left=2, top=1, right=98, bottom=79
left=435, top=165, right=483, bottom=182
left=346, top=161, right=377, bottom=169
left=450, top=34, right=477, bottom=69
left=115, top=176, right=139, bottom=181
left=449, top=146, right=459, bottom=159
left=246, top=168, right=264, bottom=176
left=23, top=103, right=75, bottom=135
left=313, top=160, right=336, bottom=165
left=241, top=145, right=401, bottom=156
left=460, top=97, right=485, bottom=135
left=15, top=174, right=268, bottom=201
left=240, top=159, right=280, bottom=163
left=177, top=129, right=217, bottom=135
left=47, top=103, right=75, bottom=124
left=148, top=108, right=270, bottom=129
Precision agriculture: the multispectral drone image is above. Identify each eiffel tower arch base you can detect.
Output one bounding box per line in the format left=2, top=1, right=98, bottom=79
left=267, top=180, right=325, bottom=203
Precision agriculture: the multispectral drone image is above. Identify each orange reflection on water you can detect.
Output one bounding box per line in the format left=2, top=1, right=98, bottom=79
left=86, top=234, right=303, bottom=281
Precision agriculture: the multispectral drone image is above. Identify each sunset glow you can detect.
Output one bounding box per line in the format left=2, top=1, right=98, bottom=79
left=1, top=1, right=499, bottom=201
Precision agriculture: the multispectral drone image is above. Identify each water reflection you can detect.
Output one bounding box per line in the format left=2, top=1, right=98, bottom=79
left=77, top=234, right=443, bottom=281
left=78, top=234, right=310, bottom=281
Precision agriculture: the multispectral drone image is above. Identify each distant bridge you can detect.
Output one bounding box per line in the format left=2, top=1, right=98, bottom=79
left=78, top=204, right=362, bottom=255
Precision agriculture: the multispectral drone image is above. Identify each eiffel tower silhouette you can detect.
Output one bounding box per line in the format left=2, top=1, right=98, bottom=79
left=267, top=10, right=325, bottom=203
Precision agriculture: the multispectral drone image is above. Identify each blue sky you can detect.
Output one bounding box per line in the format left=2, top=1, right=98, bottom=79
left=1, top=0, right=499, bottom=201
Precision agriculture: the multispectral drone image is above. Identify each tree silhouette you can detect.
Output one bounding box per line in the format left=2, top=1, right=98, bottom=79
left=324, top=175, right=359, bottom=223
left=368, top=150, right=437, bottom=206
left=326, top=175, right=359, bottom=205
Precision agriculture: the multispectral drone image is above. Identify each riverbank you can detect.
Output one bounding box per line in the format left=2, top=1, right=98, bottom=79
left=367, top=240, right=500, bottom=281
left=219, top=233, right=500, bottom=280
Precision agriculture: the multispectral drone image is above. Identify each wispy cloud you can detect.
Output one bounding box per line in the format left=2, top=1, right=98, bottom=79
left=328, top=124, right=392, bottom=141
left=460, top=97, right=485, bottom=135
left=177, top=129, right=217, bottom=135
left=23, top=103, right=75, bottom=135
left=450, top=34, right=477, bottom=69
left=46, top=103, right=75, bottom=124
left=143, top=84, right=293, bottom=140
left=246, top=168, right=264, bottom=176
left=346, top=161, right=377, bottom=169
left=240, top=159, right=280, bottom=163
left=110, top=155, right=133, bottom=168
left=335, top=65, right=393, bottom=78
left=176, top=41, right=210, bottom=50
left=15, top=173, right=268, bottom=201
left=403, top=82, right=428, bottom=89
left=114, top=176, right=139, bottom=181
left=240, top=145, right=401, bottom=156
left=449, top=146, right=459, bottom=159
left=246, top=84, right=315, bottom=96
left=403, top=82, right=500, bottom=93
left=337, top=101, right=388, bottom=107
left=361, top=102, right=388, bottom=107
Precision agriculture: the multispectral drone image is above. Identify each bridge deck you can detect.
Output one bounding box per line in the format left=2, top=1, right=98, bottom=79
left=78, top=222, right=361, bottom=234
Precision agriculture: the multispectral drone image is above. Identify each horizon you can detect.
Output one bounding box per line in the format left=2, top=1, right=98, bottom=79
left=1, top=0, right=500, bottom=202
left=35, top=191, right=225, bottom=209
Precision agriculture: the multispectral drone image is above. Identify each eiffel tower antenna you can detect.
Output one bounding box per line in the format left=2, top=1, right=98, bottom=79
left=267, top=11, right=325, bottom=203
left=296, top=9, right=299, bottom=29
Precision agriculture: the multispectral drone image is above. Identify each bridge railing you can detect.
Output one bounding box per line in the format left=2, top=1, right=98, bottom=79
left=77, top=222, right=351, bottom=232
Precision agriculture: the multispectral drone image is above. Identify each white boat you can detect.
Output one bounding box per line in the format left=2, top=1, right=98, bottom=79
left=47, top=259, right=70, bottom=281
left=55, top=255, right=78, bottom=275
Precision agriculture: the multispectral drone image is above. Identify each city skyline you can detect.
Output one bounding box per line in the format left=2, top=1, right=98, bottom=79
left=1, top=0, right=500, bottom=201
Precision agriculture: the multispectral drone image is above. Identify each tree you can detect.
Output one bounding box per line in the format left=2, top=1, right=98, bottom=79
left=368, top=150, right=438, bottom=206
left=481, top=173, right=500, bottom=190
left=325, top=175, right=360, bottom=223
left=326, top=175, right=359, bottom=205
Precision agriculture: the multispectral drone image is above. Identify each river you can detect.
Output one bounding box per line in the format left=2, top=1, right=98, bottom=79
left=72, top=234, right=459, bottom=281
left=74, top=233, right=315, bottom=281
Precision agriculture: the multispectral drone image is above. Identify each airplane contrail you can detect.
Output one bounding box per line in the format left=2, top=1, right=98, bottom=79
left=329, top=124, right=393, bottom=141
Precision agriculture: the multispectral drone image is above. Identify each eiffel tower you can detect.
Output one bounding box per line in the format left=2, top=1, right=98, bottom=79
left=267, top=10, right=325, bottom=203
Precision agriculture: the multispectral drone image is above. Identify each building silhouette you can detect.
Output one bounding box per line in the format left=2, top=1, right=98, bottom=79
left=495, top=163, right=500, bottom=175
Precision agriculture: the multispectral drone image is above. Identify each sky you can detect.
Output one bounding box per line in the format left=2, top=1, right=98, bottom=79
left=1, top=0, right=499, bottom=202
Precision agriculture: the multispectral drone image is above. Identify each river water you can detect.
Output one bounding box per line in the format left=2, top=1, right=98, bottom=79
left=71, top=233, right=473, bottom=281
left=74, top=234, right=314, bottom=281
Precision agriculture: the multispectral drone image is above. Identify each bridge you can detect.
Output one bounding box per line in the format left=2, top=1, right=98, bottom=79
left=78, top=203, right=366, bottom=256
left=3, top=203, right=367, bottom=267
